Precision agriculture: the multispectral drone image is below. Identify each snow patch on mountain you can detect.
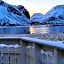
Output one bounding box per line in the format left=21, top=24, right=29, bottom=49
left=30, top=13, right=44, bottom=24
left=0, top=0, right=30, bottom=26
left=44, top=5, right=64, bottom=24
left=30, top=5, right=64, bottom=25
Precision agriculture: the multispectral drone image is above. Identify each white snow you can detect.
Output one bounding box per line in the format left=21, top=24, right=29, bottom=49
left=0, top=1, right=30, bottom=25
left=30, top=13, right=44, bottom=23
left=0, top=44, right=20, bottom=48
left=43, top=5, right=64, bottom=24
left=21, top=37, right=64, bottom=50
left=0, top=44, right=7, bottom=47
left=14, top=44, right=20, bottom=48
left=27, top=46, right=34, bottom=49
left=30, top=5, right=64, bottom=25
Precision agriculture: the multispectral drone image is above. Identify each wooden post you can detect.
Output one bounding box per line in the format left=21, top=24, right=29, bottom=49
left=20, top=40, right=27, bottom=64
left=54, top=48, right=57, bottom=64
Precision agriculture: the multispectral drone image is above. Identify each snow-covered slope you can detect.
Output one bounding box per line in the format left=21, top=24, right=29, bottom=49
left=30, top=13, right=44, bottom=24
left=44, top=5, right=64, bottom=24
left=0, top=0, right=30, bottom=26
left=30, top=5, right=64, bottom=25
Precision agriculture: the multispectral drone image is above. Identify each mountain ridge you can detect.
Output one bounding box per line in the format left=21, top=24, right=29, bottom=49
left=30, top=5, right=64, bottom=25
left=0, top=0, right=30, bottom=26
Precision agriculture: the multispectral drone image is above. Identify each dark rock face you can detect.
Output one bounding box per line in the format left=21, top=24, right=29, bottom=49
left=23, top=9, right=30, bottom=19
left=7, top=5, right=22, bottom=16
left=48, top=16, right=56, bottom=21
left=17, top=5, right=30, bottom=18
left=0, top=0, right=30, bottom=26
left=58, top=15, right=64, bottom=20
left=44, top=5, right=64, bottom=23
left=7, top=5, right=30, bottom=19
left=0, top=1, right=4, bottom=5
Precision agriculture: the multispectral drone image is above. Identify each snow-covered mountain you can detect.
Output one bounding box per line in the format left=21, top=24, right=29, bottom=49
left=0, top=0, right=30, bottom=26
left=30, top=5, right=64, bottom=25
left=30, top=13, right=44, bottom=24
left=44, top=5, right=64, bottom=25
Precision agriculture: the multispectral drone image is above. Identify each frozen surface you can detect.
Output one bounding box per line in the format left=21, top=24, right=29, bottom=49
left=21, top=37, right=64, bottom=50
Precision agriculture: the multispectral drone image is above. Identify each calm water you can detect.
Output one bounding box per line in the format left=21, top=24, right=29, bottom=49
left=30, top=25, right=64, bottom=34
left=0, top=26, right=30, bottom=34
left=0, top=25, right=64, bottom=34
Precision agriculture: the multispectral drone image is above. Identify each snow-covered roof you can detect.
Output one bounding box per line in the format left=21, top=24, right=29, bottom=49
left=21, top=37, right=64, bottom=50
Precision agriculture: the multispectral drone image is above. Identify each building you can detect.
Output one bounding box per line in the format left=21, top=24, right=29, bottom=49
left=0, top=35, right=64, bottom=64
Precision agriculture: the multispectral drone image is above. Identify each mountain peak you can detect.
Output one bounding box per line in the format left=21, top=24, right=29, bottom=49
left=30, top=13, right=44, bottom=24
left=42, top=5, right=64, bottom=25
left=54, top=5, right=64, bottom=9
left=30, top=5, right=64, bottom=25
left=0, top=0, right=30, bottom=26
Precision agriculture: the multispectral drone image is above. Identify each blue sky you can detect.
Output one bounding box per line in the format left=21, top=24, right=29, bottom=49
left=3, top=0, right=64, bottom=16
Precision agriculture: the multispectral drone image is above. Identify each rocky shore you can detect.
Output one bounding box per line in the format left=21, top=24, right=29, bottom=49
left=29, top=33, right=64, bottom=41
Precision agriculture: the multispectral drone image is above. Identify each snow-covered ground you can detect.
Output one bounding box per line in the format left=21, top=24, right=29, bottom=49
left=21, top=36, right=64, bottom=50
left=34, top=34, right=64, bottom=41
left=0, top=33, right=64, bottom=41
left=26, top=33, right=64, bottom=41
left=0, top=44, right=20, bottom=48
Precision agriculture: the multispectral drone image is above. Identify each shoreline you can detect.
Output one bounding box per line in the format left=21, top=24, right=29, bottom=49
left=28, top=33, right=64, bottom=41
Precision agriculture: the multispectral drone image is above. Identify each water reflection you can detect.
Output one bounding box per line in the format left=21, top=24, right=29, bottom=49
left=30, top=25, right=49, bottom=34
left=0, top=26, right=30, bottom=34
left=30, top=25, right=64, bottom=34
left=0, top=25, right=64, bottom=34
